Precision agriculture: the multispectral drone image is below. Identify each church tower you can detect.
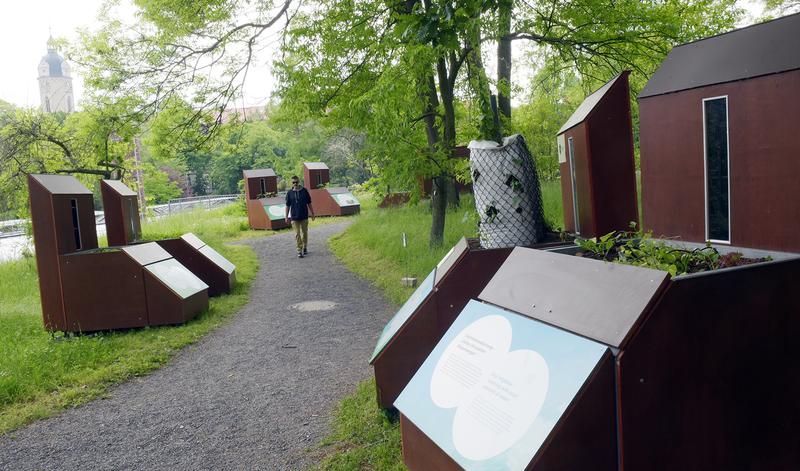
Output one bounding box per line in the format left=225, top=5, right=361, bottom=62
left=38, top=37, right=74, bottom=113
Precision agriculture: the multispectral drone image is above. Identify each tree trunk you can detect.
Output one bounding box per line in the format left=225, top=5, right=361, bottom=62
left=430, top=174, right=447, bottom=247
left=418, top=69, right=448, bottom=247
left=447, top=177, right=460, bottom=208
left=466, top=25, right=500, bottom=141
left=497, top=0, right=512, bottom=119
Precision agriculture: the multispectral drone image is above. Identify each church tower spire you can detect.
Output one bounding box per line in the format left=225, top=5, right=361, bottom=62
left=38, top=37, right=74, bottom=113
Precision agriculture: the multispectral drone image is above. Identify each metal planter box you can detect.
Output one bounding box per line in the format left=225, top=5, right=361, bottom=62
left=156, top=233, right=236, bottom=297
left=371, top=237, right=571, bottom=410
left=397, top=244, right=800, bottom=470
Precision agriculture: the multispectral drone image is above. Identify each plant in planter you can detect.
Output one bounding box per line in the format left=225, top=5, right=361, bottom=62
left=576, top=227, right=771, bottom=276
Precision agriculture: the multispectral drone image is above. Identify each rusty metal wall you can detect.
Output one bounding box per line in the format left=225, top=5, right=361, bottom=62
left=640, top=69, right=800, bottom=252
left=619, top=257, right=800, bottom=470
left=308, top=188, right=342, bottom=216
left=28, top=177, right=67, bottom=331
left=303, top=167, right=330, bottom=189
left=587, top=72, right=639, bottom=236
left=144, top=270, right=208, bottom=326
left=101, top=181, right=141, bottom=246
left=60, top=251, right=148, bottom=331
left=246, top=199, right=269, bottom=230
left=28, top=176, right=99, bottom=332
left=245, top=175, right=277, bottom=199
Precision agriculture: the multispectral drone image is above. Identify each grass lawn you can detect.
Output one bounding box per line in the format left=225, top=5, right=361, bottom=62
left=318, top=179, right=563, bottom=469
left=0, top=202, right=264, bottom=435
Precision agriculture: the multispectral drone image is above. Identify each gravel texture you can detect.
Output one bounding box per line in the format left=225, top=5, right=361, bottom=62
left=0, top=221, right=395, bottom=471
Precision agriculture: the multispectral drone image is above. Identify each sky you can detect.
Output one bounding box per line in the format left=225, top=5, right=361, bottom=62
left=0, top=0, right=766, bottom=110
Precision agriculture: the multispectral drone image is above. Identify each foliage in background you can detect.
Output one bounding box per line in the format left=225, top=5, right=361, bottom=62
left=0, top=204, right=257, bottom=435
left=0, top=103, right=139, bottom=218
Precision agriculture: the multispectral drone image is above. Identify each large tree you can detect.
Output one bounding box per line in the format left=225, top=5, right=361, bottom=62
left=0, top=105, right=138, bottom=217
left=79, top=0, right=741, bottom=246
left=277, top=0, right=741, bottom=246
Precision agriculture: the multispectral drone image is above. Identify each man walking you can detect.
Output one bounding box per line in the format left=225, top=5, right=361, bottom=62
left=285, top=175, right=315, bottom=258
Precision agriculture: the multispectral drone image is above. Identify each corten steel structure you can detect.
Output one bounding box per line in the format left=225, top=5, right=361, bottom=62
left=243, top=168, right=277, bottom=199
left=243, top=168, right=282, bottom=230
left=303, top=161, right=329, bottom=189
left=103, top=179, right=235, bottom=296
left=28, top=174, right=99, bottom=331
left=370, top=237, right=571, bottom=410
left=556, top=71, right=638, bottom=237
left=28, top=175, right=209, bottom=332
left=122, top=243, right=209, bottom=326
left=303, top=161, right=361, bottom=217
left=399, top=244, right=800, bottom=470
left=639, top=13, right=800, bottom=252
left=156, top=233, right=236, bottom=297
left=101, top=179, right=141, bottom=246
left=261, top=196, right=291, bottom=230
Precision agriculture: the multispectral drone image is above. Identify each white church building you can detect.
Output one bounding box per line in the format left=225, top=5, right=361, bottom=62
left=38, top=37, right=74, bottom=113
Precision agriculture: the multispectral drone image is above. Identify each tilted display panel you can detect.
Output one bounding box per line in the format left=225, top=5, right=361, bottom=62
left=396, top=300, right=612, bottom=471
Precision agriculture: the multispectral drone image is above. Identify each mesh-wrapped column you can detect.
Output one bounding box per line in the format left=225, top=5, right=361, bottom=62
left=469, top=134, right=545, bottom=248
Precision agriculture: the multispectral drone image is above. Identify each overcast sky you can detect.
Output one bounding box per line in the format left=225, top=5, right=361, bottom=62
left=0, top=0, right=765, bottom=110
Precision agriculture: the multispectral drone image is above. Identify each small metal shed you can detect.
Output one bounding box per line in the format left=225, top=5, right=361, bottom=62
left=556, top=71, right=638, bottom=237
left=639, top=13, right=800, bottom=252
left=303, top=162, right=329, bottom=189
left=243, top=168, right=277, bottom=199
left=101, top=179, right=141, bottom=246
left=243, top=168, right=280, bottom=230
left=28, top=174, right=99, bottom=331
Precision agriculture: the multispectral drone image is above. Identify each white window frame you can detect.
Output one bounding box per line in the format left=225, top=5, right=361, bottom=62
left=567, top=136, right=581, bottom=235
left=702, top=95, right=731, bottom=244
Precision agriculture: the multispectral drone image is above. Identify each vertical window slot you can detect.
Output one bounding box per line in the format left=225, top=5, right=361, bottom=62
left=70, top=198, right=82, bottom=250
left=259, top=178, right=266, bottom=195
left=703, top=97, right=730, bottom=242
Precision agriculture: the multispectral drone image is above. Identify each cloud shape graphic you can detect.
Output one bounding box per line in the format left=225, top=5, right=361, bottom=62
left=430, top=315, right=549, bottom=462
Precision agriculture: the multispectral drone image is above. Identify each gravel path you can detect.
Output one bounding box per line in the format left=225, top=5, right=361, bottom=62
left=0, top=222, right=395, bottom=471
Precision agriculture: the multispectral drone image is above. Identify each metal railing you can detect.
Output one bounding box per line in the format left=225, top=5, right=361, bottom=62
left=149, top=194, right=241, bottom=216
left=0, top=219, right=26, bottom=239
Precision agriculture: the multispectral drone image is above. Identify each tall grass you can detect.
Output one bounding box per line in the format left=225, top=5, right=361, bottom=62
left=0, top=203, right=258, bottom=434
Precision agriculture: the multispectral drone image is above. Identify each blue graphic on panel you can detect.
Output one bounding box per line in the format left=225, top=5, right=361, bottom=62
left=395, top=299, right=608, bottom=470
left=370, top=269, right=436, bottom=362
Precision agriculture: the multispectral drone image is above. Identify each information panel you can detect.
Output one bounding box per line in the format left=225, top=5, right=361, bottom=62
left=264, top=202, right=286, bottom=221
left=331, top=192, right=360, bottom=207
left=146, top=258, right=209, bottom=299
left=369, top=269, right=436, bottom=363
left=199, top=245, right=236, bottom=274
left=395, top=300, right=607, bottom=470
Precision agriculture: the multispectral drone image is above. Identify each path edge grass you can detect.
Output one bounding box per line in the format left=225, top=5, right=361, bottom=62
left=0, top=203, right=267, bottom=436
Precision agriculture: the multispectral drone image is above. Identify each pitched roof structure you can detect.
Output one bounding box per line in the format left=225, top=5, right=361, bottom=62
left=30, top=174, right=92, bottom=195
left=639, top=13, right=800, bottom=99
left=558, top=72, right=628, bottom=135
left=242, top=169, right=277, bottom=178
left=304, top=162, right=329, bottom=170
left=102, top=179, right=137, bottom=197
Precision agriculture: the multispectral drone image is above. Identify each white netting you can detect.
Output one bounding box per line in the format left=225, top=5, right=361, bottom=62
left=468, top=134, right=546, bottom=248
